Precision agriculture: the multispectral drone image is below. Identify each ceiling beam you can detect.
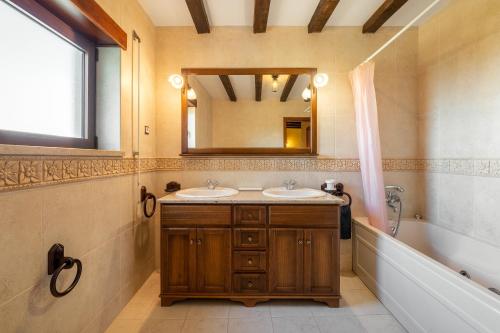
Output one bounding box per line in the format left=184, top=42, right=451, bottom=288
left=219, top=75, right=237, bottom=102
left=308, top=0, right=340, bottom=33
left=255, top=75, right=262, bottom=101
left=280, top=75, right=298, bottom=102
left=185, top=0, right=210, bottom=34
left=253, top=0, right=271, bottom=33
left=363, top=0, right=408, bottom=33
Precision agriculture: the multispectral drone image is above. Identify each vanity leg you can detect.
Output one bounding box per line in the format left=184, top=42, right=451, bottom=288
left=314, top=298, right=340, bottom=308
left=161, top=297, right=185, bottom=307
left=230, top=298, right=270, bottom=307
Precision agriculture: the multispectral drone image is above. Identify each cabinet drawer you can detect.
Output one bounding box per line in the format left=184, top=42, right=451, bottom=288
left=233, top=274, right=267, bottom=293
left=161, top=205, right=231, bottom=226
left=233, top=251, right=266, bottom=272
left=269, top=205, right=339, bottom=227
left=233, top=229, right=267, bottom=249
left=234, top=206, right=266, bottom=226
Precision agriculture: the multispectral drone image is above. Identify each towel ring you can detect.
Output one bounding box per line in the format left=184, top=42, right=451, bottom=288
left=48, top=244, right=82, bottom=298
left=141, top=186, right=157, bottom=218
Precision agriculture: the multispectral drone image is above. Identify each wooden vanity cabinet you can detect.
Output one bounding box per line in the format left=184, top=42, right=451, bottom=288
left=160, top=203, right=340, bottom=307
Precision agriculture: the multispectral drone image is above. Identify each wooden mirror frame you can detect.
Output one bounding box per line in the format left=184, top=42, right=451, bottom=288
left=180, top=68, right=317, bottom=156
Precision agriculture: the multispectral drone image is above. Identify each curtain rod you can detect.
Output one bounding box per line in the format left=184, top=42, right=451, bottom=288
left=359, top=0, right=441, bottom=67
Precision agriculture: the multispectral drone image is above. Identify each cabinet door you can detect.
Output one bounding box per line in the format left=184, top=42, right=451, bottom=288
left=304, top=229, right=339, bottom=294
left=269, top=228, right=304, bottom=294
left=161, top=228, right=196, bottom=293
left=196, top=228, right=231, bottom=293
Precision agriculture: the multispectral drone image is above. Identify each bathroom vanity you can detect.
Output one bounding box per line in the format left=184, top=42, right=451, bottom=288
left=158, top=191, right=343, bottom=307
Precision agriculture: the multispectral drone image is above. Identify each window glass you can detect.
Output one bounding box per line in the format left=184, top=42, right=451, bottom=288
left=0, top=1, right=86, bottom=139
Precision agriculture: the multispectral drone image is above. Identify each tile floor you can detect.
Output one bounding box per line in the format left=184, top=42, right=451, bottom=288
left=106, top=272, right=406, bottom=333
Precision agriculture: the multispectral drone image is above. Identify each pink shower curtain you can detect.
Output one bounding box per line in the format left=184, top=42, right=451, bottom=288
left=349, top=62, right=389, bottom=233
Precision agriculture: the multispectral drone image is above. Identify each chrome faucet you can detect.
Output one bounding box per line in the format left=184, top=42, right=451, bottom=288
left=207, top=179, right=219, bottom=190
left=283, top=179, right=297, bottom=190
left=385, top=185, right=405, bottom=237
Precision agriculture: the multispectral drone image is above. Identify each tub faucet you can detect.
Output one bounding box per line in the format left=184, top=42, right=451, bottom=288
left=207, top=179, right=218, bottom=190
left=284, top=179, right=297, bottom=190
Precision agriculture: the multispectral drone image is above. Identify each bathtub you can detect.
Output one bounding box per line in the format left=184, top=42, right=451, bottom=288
left=352, top=217, right=500, bottom=333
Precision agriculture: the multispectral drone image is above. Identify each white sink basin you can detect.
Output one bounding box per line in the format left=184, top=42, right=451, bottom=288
left=175, top=187, right=239, bottom=198
left=262, top=187, right=326, bottom=199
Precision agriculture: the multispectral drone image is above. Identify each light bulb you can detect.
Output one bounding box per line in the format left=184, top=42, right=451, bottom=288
left=302, top=86, right=312, bottom=102
left=187, top=87, right=197, bottom=100
left=168, top=74, right=184, bottom=89
left=313, top=73, right=329, bottom=88
left=272, top=75, right=279, bottom=93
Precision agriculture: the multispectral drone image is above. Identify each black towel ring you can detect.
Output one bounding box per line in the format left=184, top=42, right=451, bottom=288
left=332, top=183, right=352, bottom=207
left=48, top=244, right=82, bottom=298
left=141, top=186, right=157, bottom=218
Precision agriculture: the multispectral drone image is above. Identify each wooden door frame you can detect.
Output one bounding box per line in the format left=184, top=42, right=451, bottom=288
left=180, top=67, right=317, bottom=156
left=283, top=117, right=311, bottom=148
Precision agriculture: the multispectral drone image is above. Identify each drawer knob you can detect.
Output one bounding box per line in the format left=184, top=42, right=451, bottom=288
left=247, top=236, right=253, bottom=243
left=247, top=281, right=253, bottom=288
left=298, top=240, right=303, bottom=245
left=247, top=258, right=253, bottom=265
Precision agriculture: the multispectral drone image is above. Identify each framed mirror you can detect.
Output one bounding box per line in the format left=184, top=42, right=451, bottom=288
left=181, top=68, right=317, bottom=156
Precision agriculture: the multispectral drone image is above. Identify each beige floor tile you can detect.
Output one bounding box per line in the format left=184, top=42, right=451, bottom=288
left=272, top=316, right=320, bottom=333
left=186, top=300, right=231, bottom=318
left=105, top=319, right=147, bottom=333
left=228, top=317, right=273, bottom=333
left=117, top=301, right=156, bottom=320
left=145, top=318, right=185, bottom=333
left=340, top=272, right=368, bottom=291
left=181, top=318, right=228, bottom=333
left=341, top=289, right=389, bottom=316
left=147, top=299, right=191, bottom=319
left=315, top=315, right=366, bottom=333
left=269, top=300, right=321, bottom=317
left=228, top=303, right=270, bottom=318
left=359, top=315, right=407, bottom=333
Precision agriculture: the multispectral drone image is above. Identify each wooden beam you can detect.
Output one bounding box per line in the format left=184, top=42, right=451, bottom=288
left=219, top=75, right=237, bottom=102
left=185, top=0, right=210, bottom=34
left=280, top=74, right=298, bottom=102
left=363, top=0, right=408, bottom=33
left=308, top=0, right=340, bottom=33
left=253, top=0, right=271, bottom=33
left=255, top=75, right=262, bottom=101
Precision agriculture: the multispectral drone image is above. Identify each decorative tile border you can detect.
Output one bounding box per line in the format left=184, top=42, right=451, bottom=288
left=2, top=156, right=499, bottom=192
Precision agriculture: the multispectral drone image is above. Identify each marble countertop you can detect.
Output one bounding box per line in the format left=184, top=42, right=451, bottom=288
left=158, top=190, right=345, bottom=205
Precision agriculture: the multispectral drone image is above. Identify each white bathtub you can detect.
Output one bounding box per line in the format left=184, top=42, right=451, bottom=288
left=352, top=217, right=500, bottom=333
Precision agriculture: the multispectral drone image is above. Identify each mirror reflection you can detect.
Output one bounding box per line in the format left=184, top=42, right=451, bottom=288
left=186, top=74, right=312, bottom=149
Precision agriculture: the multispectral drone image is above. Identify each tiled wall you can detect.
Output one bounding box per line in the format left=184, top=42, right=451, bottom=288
left=418, top=0, right=500, bottom=247
left=0, top=0, right=159, bottom=332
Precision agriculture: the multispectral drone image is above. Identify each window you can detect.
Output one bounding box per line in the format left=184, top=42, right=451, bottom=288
left=0, top=0, right=96, bottom=148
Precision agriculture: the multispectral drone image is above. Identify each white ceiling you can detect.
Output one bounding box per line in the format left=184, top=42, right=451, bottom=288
left=138, top=0, right=444, bottom=28
left=191, top=74, right=310, bottom=101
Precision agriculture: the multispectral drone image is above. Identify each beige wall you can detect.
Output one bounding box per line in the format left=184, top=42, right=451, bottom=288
left=211, top=99, right=308, bottom=147
left=418, top=0, right=500, bottom=247
left=0, top=1, right=158, bottom=332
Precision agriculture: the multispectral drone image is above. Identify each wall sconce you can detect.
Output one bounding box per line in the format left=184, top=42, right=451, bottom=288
left=168, top=74, right=184, bottom=89
left=187, top=86, right=197, bottom=100
left=313, top=73, right=329, bottom=88
left=272, top=75, right=279, bottom=92
left=302, top=85, right=312, bottom=102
